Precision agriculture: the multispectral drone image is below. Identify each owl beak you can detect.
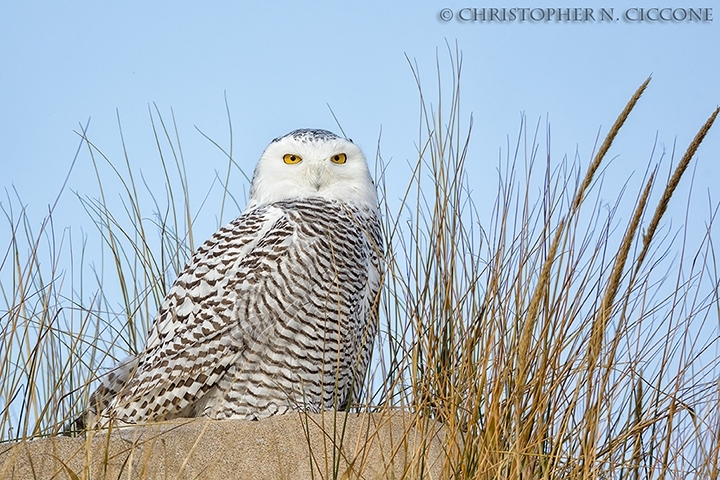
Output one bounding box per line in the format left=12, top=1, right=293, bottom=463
left=309, top=164, right=327, bottom=191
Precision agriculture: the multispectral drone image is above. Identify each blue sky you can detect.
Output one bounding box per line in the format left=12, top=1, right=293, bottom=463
left=1, top=1, right=719, bottom=276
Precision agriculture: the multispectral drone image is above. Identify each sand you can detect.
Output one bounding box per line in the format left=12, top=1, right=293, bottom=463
left=0, top=412, right=447, bottom=479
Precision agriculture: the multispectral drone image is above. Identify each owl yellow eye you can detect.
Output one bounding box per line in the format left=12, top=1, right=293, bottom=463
left=330, top=153, right=347, bottom=164
left=283, top=153, right=302, bottom=164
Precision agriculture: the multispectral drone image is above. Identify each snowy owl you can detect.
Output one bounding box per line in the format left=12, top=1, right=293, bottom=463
left=75, top=128, right=383, bottom=428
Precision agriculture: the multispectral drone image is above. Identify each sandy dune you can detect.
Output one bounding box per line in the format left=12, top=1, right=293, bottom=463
left=0, top=412, right=446, bottom=479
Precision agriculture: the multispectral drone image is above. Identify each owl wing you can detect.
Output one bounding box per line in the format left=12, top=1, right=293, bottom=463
left=349, top=209, right=384, bottom=401
left=102, top=204, right=296, bottom=422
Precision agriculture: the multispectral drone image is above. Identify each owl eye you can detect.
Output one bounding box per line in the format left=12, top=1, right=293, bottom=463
left=330, top=153, right=347, bottom=164
left=283, top=153, right=302, bottom=164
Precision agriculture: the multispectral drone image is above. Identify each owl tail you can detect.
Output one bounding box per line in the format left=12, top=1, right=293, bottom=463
left=62, top=355, right=139, bottom=435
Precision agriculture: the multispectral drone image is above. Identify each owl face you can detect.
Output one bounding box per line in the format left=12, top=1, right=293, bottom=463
left=247, top=129, right=378, bottom=209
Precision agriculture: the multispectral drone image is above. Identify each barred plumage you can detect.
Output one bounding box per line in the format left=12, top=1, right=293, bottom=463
left=78, top=129, right=383, bottom=428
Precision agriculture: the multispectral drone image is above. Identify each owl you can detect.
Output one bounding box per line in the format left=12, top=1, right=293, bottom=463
left=76, top=128, right=383, bottom=428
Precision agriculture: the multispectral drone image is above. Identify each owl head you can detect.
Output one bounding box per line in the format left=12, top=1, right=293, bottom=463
left=247, top=129, right=378, bottom=210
